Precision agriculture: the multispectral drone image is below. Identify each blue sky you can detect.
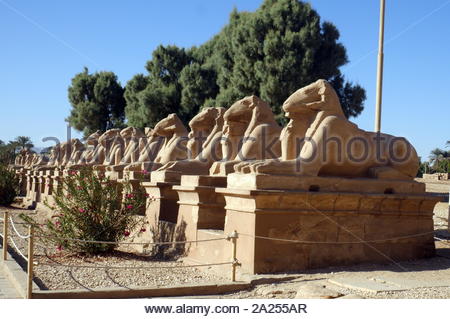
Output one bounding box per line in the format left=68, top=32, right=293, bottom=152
left=1, top=0, right=449, bottom=159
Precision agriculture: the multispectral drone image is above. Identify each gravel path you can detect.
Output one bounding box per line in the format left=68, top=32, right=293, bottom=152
left=0, top=206, right=227, bottom=291
left=1, top=191, right=449, bottom=298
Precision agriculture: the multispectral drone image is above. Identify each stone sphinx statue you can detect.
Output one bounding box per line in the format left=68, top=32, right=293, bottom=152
left=30, top=153, right=49, bottom=168
left=14, top=148, right=33, bottom=168
left=158, top=107, right=226, bottom=175
left=239, top=79, right=419, bottom=180
left=67, top=131, right=101, bottom=168
left=123, top=129, right=164, bottom=173
left=22, top=150, right=37, bottom=169
left=209, top=95, right=282, bottom=175
left=35, top=143, right=61, bottom=171
left=106, top=127, right=145, bottom=172
left=124, top=113, right=188, bottom=172
left=64, top=139, right=85, bottom=167
left=91, top=129, right=122, bottom=170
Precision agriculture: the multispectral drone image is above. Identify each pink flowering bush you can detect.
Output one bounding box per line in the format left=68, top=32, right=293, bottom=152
left=21, top=168, right=148, bottom=254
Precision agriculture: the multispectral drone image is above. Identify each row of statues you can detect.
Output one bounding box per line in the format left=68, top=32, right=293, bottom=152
left=14, top=80, right=419, bottom=180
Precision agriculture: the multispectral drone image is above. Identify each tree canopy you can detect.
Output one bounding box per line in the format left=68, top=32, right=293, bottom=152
left=14, top=136, right=34, bottom=150
left=67, top=0, right=366, bottom=132
left=0, top=136, right=34, bottom=164
left=124, top=0, right=366, bottom=128
left=67, top=67, right=126, bottom=137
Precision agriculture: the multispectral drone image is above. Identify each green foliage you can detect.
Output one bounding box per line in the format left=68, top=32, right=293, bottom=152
left=429, top=147, right=450, bottom=170
left=0, top=142, right=17, bottom=165
left=124, top=46, right=193, bottom=127
left=421, top=143, right=450, bottom=175
left=67, top=68, right=126, bottom=137
left=436, top=158, right=450, bottom=173
left=21, top=168, right=148, bottom=254
left=0, top=136, right=33, bottom=165
left=417, top=160, right=431, bottom=177
left=124, top=0, right=366, bottom=128
left=0, top=164, right=19, bottom=206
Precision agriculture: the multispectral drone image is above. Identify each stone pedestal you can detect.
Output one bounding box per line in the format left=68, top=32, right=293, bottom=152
left=173, top=175, right=227, bottom=245
left=119, top=171, right=150, bottom=216
left=142, top=170, right=182, bottom=226
left=25, top=170, right=34, bottom=201
left=448, top=193, right=450, bottom=233
left=16, top=168, right=28, bottom=196
left=105, top=169, right=123, bottom=181
left=45, top=170, right=63, bottom=207
left=189, top=173, right=441, bottom=276
left=25, top=171, right=40, bottom=202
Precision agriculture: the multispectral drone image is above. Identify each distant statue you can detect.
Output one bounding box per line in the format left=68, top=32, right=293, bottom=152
left=158, top=107, right=226, bottom=175
left=91, top=129, right=122, bottom=171
left=14, top=148, right=33, bottom=167
left=124, top=113, right=189, bottom=173
left=107, top=127, right=145, bottom=172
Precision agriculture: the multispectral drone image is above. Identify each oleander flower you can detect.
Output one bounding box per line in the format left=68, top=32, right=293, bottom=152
left=124, top=230, right=130, bottom=237
left=126, top=204, right=133, bottom=210
left=78, top=208, right=85, bottom=213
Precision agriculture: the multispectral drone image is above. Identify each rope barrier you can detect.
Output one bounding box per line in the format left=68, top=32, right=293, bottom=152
left=35, top=235, right=228, bottom=246
left=239, top=231, right=436, bottom=244
left=9, top=234, right=28, bottom=262
left=9, top=216, right=30, bottom=239
left=435, top=236, right=450, bottom=241
left=32, top=230, right=442, bottom=246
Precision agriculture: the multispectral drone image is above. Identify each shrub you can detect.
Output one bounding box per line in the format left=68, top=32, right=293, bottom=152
left=0, top=164, right=19, bottom=206
left=21, top=168, right=148, bottom=254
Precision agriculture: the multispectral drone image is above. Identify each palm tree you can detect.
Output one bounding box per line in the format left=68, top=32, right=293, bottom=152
left=429, top=148, right=445, bottom=167
left=13, top=136, right=34, bottom=150
left=429, top=148, right=450, bottom=170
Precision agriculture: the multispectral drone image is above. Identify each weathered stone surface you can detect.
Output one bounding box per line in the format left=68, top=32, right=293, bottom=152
left=295, top=284, right=342, bottom=299
left=236, top=79, right=419, bottom=180
left=209, top=95, right=281, bottom=176
left=337, top=294, right=364, bottom=299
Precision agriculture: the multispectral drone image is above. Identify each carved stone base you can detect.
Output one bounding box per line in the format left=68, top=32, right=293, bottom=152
left=185, top=174, right=442, bottom=276
left=142, top=170, right=183, bottom=226
left=173, top=175, right=227, bottom=247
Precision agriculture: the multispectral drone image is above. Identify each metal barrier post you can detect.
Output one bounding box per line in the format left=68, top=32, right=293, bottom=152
left=448, top=190, right=450, bottom=233
left=27, top=225, right=34, bottom=299
left=229, top=230, right=238, bottom=282
left=2, top=211, right=8, bottom=261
